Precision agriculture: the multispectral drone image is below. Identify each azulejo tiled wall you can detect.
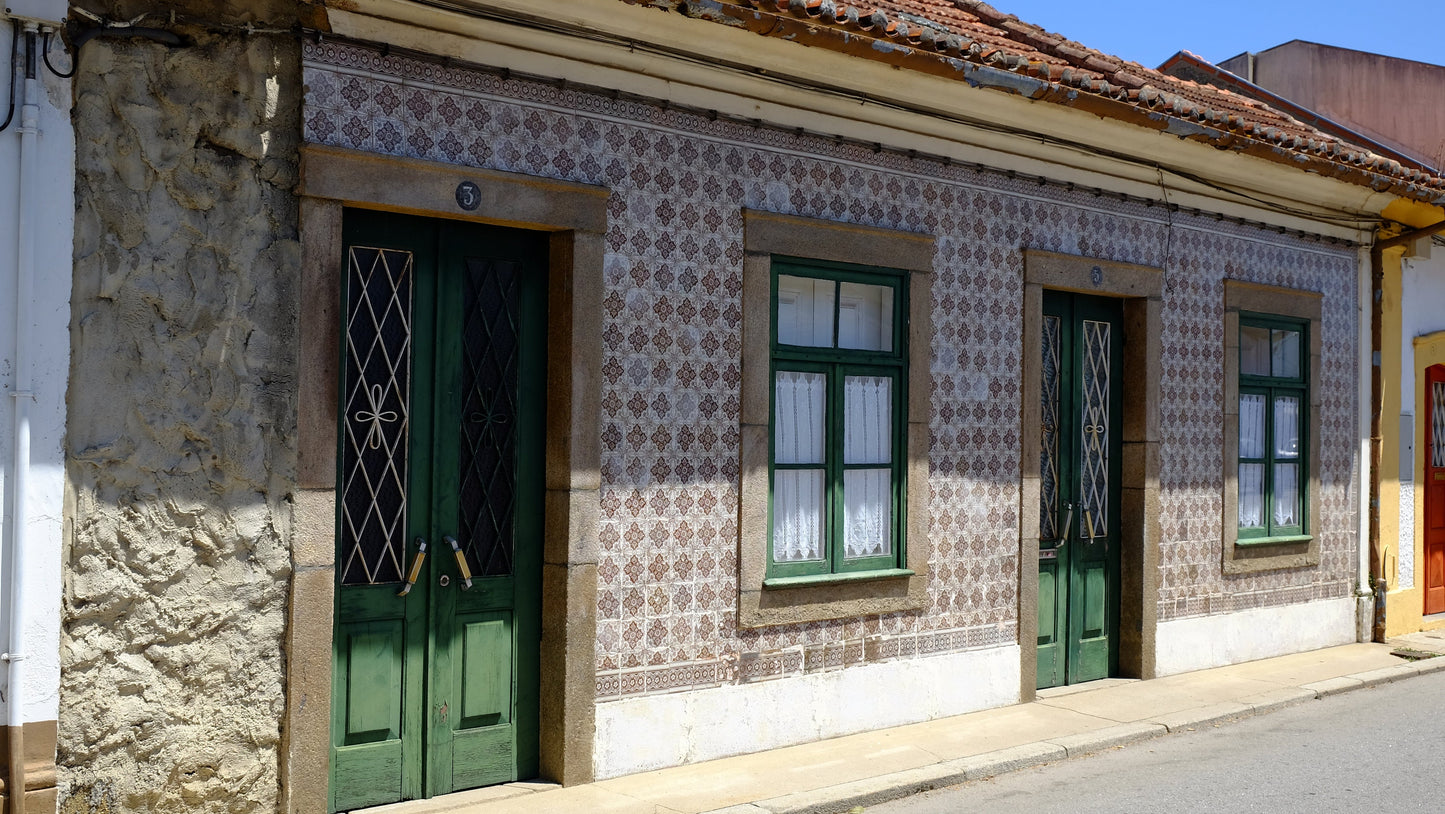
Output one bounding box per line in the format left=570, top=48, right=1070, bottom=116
left=302, top=41, right=1358, bottom=701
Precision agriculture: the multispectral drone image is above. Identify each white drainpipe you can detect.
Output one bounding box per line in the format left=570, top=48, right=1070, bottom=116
left=3, top=20, right=39, bottom=814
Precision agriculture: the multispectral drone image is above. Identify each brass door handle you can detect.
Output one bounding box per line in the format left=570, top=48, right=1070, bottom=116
left=444, top=536, right=474, bottom=590
left=1058, top=503, right=1074, bottom=550
left=397, top=537, right=427, bottom=596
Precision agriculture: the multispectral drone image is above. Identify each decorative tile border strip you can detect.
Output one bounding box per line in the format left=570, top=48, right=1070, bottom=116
left=595, top=623, right=1012, bottom=700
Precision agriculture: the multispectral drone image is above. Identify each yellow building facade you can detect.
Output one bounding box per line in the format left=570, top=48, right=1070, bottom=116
left=1379, top=199, right=1445, bottom=636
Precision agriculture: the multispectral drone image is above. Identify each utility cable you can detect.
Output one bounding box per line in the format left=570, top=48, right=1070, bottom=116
left=40, top=29, right=73, bottom=78
left=0, top=24, right=17, bottom=133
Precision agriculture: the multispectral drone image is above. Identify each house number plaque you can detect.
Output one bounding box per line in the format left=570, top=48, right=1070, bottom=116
left=456, top=181, right=481, bottom=211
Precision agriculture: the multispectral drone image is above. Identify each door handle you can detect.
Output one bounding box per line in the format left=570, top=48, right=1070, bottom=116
left=1057, top=503, right=1074, bottom=551
left=397, top=537, right=427, bottom=597
left=444, top=536, right=474, bottom=590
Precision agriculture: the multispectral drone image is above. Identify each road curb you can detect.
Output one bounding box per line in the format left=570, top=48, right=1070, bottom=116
left=698, top=658, right=1445, bottom=814
left=1044, top=721, right=1167, bottom=757
left=740, top=743, right=1067, bottom=814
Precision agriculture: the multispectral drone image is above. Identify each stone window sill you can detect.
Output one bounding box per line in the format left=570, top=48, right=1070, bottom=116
left=762, top=568, right=915, bottom=590
left=1234, top=534, right=1313, bottom=548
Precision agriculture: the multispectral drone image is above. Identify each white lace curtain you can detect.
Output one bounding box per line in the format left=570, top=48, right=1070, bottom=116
left=1239, top=393, right=1302, bottom=528
left=844, top=376, right=891, bottom=558
left=772, top=372, right=893, bottom=561
left=1239, top=394, right=1266, bottom=527
left=1273, top=396, right=1300, bottom=526
left=774, top=371, right=825, bottom=561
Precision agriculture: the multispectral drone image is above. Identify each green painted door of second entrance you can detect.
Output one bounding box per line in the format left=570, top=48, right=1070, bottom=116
left=330, top=210, right=546, bottom=811
left=1036, top=291, right=1122, bottom=689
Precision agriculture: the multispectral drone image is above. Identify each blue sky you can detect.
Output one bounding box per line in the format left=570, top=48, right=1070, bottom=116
left=1006, top=0, right=1443, bottom=69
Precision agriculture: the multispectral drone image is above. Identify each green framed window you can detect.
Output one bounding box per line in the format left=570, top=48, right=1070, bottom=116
left=1237, top=313, right=1308, bottom=541
left=768, top=258, right=907, bottom=578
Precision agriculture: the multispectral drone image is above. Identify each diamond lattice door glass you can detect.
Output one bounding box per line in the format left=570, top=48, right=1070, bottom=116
left=1434, top=381, right=1445, bottom=469
left=1426, top=368, right=1445, bottom=615
left=1080, top=320, right=1111, bottom=542
left=457, top=258, right=521, bottom=577
left=1037, top=292, right=1121, bottom=689
left=331, top=211, right=546, bottom=812
left=341, top=247, right=414, bottom=586
left=1040, top=315, right=1062, bottom=542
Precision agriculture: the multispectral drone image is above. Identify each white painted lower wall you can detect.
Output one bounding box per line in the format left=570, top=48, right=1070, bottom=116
left=1154, top=598, right=1356, bottom=676
left=593, top=645, right=1020, bottom=779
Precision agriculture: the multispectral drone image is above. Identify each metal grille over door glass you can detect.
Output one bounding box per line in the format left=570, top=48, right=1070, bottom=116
left=1079, top=319, right=1110, bottom=538
left=341, top=246, right=414, bottom=585
left=1435, top=382, right=1445, bottom=468
left=459, top=257, right=522, bottom=577
left=1040, top=315, right=1061, bottom=541
left=774, top=370, right=826, bottom=561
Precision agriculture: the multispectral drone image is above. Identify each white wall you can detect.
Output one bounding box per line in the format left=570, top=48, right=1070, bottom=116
left=1154, top=598, right=1356, bottom=676
left=0, top=5, right=73, bottom=724
left=1400, top=249, right=1445, bottom=416
left=593, top=646, right=1020, bottom=779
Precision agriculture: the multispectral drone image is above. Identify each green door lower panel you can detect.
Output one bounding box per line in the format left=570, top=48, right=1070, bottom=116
left=333, top=619, right=407, bottom=811
left=451, top=612, right=516, bottom=790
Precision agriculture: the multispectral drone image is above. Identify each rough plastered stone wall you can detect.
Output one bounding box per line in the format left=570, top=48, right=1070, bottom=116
left=302, top=42, right=1358, bottom=705
left=60, top=6, right=303, bottom=812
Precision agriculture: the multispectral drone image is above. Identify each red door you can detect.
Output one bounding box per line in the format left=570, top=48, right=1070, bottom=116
left=1425, top=365, right=1445, bottom=616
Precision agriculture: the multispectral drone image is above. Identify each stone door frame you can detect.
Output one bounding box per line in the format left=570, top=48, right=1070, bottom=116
left=284, top=144, right=606, bottom=813
left=1019, top=250, right=1162, bottom=698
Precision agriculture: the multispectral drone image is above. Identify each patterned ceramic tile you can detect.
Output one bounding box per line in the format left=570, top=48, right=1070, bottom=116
left=304, top=42, right=1360, bottom=701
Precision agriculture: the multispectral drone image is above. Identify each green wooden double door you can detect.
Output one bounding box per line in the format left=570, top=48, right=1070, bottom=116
left=1037, top=292, right=1122, bottom=689
left=330, top=210, right=546, bottom=811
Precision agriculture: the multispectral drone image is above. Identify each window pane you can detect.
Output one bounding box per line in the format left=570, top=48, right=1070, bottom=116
left=773, top=469, right=825, bottom=561
left=837, top=282, right=893, bottom=351
left=844, top=376, right=891, bottom=464
left=1271, top=329, right=1301, bottom=378
left=1239, top=394, right=1266, bottom=459
left=1241, top=325, right=1271, bottom=376
left=1239, top=463, right=1265, bottom=528
left=1274, top=463, right=1300, bottom=526
left=1435, top=381, right=1445, bottom=468
left=843, top=468, right=891, bottom=558
left=777, top=275, right=835, bottom=347
left=1273, top=395, right=1300, bottom=459
left=774, top=371, right=826, bottom=464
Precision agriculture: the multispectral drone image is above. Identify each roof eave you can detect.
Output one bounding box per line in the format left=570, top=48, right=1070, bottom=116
left=640, top=0, right=1445, bottom=206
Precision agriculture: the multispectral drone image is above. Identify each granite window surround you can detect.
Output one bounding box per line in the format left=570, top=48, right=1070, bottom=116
left=1222, top=280, right=1324, bottom=575
left=739, top=210, right=933, bottom=627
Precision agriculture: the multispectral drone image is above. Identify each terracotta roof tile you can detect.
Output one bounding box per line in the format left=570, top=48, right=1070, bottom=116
left=623, top=0, right=1445, bottom=203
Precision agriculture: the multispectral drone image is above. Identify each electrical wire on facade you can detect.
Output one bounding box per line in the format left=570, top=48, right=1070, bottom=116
left=0, top=24, right=17, bottom=133
left=40, top=29, right=72, bottom=78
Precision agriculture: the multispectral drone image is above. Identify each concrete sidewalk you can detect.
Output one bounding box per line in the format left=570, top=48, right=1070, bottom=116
left=362, top=635, right=1445, bottom=814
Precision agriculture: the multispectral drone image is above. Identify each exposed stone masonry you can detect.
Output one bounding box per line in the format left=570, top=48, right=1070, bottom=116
left=60, top=4, right=303, bottom=811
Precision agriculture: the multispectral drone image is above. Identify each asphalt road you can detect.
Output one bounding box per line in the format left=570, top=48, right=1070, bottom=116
left=870, top=666, right=1445, bottom=814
